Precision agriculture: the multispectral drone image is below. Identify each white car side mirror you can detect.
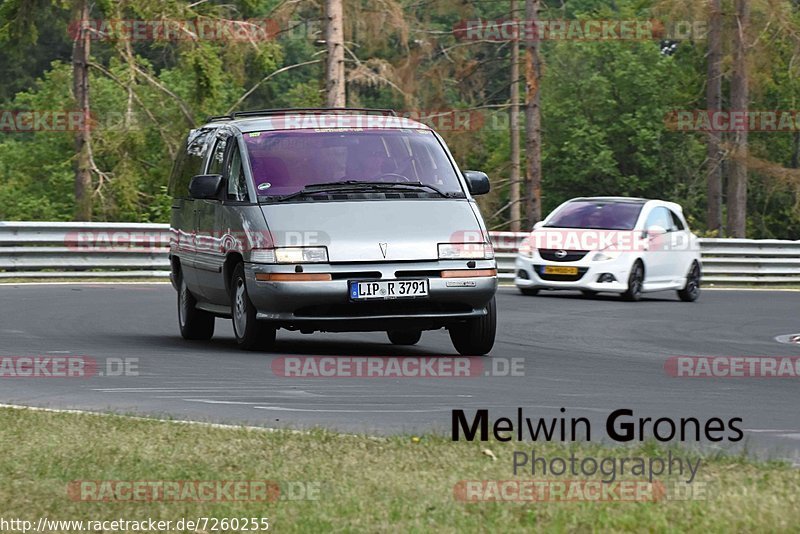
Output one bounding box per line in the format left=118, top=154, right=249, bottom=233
left=646, top=225, right=667, bottom=236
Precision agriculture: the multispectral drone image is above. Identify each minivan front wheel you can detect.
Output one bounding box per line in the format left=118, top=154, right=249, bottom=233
left=177, top=275, right=215, bottom=340
left=231, top=263, right=276, bottom=351
left=448, top=297, right=497, bottom=356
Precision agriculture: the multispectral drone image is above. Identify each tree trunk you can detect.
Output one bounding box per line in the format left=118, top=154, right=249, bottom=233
left=727, top=0, right=749, bottom=237
left=509, top=0, right=521, bottom=232
left=72, top=0, right=92, bottom=221
left=706, top=0, right=723, bottom=235
left=324, top=0, right=345, bottom=107
left=524, top=0, right=542, bottom=225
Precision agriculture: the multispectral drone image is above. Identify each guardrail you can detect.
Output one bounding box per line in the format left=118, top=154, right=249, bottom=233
left=1, top=222, right=798, bottom=285
left=0, top=222, right=171, bottom=278
left=694, top=238, right=800, bottom=285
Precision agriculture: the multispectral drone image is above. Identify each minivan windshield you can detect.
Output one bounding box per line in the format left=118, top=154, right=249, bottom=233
left=244, top=128, right=465, bottom=199
left=544, top=200, right=644, bottom=230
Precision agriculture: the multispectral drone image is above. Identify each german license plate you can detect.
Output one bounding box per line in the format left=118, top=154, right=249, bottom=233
left=349, top=280, right=428, bottom=300
left=543, top=265, right=579, bottom=275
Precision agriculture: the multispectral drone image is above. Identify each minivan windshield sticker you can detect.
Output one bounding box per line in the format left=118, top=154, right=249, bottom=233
left=257, top=183, right=271, bottom=190
left=313, top=128, right=364, bottom=133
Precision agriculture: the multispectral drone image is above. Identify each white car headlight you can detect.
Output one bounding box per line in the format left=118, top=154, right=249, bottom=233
left=592, top=250, right=621, bottom=261
left=251, top=247, right=328, bottom=264
left=438, top=242, right=494, bottom=260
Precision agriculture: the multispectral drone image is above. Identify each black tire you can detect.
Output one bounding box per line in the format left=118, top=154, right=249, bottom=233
left=519, top=287, right=539, bottom=296
left=581, top=290, right=598, bottom=297
left=622, top=261, right=644, bottom=302
left=677, top=261, right=701, bottom=302
left=387, top=330, right=422, bottom=345
left=449, top=296, right=497, bottom=356
left=231, top=263, right=276, bottom=351
left=177, top=273, right=215, bottom=340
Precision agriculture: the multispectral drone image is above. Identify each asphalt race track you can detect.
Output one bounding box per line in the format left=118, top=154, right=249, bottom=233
left=1, top=283, right=798, bottom=463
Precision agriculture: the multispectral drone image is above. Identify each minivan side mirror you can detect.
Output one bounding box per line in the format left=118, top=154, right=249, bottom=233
left=463, top=170, right=490, bottom=195
left=189, top=174, right=223, bottom=199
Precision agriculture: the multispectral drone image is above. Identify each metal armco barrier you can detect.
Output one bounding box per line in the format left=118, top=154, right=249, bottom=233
left=694, top=238, right=800, bottom=285
left=0, top=222, right=171, bottom=278
left=1, top=222, right=799, bottom=285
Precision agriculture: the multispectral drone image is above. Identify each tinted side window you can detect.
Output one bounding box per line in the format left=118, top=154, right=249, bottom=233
left=226, top=143, right=248, bottom=201
left=167, top=139, right=189, bottom=197
left=208, top=135, right=228, bottom=175
left=168, top=128, right=214, bottom=198
left=670, top=210, right=685, bottom=231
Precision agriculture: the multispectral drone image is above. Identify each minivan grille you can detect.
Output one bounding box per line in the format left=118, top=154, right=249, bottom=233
left=394, top=269, right=443, bottom=278
left=329, top=271, right=382, bottom=280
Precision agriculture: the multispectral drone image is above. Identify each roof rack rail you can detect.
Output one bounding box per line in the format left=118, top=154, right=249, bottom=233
left=205, top=114, right=232, bottom=122
left=230, top=107, right=398, bottom=119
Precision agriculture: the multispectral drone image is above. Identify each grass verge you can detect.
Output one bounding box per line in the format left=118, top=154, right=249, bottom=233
left=0, top=407, right=798, bottom=533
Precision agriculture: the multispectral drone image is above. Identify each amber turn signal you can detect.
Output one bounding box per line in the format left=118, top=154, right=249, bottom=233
left=255, top=273, right=332, bottom=282
left=440, top=269, right=497, bottom=278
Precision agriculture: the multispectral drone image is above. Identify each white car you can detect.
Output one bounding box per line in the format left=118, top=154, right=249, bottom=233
left=514, top=197, right=702, bottom=301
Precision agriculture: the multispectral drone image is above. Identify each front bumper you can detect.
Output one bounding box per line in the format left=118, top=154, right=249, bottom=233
left=245, top=259, right=497, bottom=331
left=514, top=252, right=633, bottom=293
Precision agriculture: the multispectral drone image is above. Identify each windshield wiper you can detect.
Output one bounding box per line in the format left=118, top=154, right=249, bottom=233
left=264, top=180, right=456, bottom=202
left=375, top=181, right=454, bottom=198
left=261, top=181, right=369, bottom=202
left=297, top=180, right=452, bottom=197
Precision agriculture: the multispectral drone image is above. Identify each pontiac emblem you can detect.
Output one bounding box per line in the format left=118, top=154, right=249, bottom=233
left=379, top=242, right=388, bottom=259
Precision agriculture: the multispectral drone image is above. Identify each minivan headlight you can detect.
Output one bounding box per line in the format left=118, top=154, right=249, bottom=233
left=438, top=242, right=494, bottom=260
left=251, top=247, right=329, bottom=264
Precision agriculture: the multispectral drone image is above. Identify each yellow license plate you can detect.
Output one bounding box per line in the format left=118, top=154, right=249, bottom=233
left=543, top=266, right=578, bottom=275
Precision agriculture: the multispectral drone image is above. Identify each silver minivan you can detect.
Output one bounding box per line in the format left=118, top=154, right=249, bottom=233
left=168, top=109, right=498, bottom=355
